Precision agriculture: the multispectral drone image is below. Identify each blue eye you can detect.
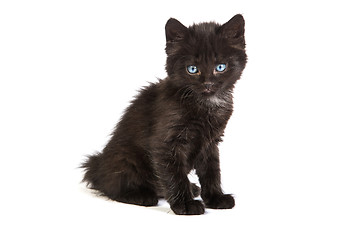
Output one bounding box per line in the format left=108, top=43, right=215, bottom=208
left=215, top=63, right=227, bottom=72
left=187, top=65, right=198, bottom=74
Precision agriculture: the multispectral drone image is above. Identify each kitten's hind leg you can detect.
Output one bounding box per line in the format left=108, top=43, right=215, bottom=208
left=91, top=151, right=159, bottom=207
left=111, top=185, right=159, bottom=207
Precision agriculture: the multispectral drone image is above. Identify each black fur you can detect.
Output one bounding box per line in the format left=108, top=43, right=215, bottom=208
left=82, top=14, right=247, bottom=215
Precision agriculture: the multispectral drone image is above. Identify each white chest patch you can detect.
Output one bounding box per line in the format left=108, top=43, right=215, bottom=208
left=205, top=94, right=231, bottom=107
left=208, top=96, right=226, bottom=105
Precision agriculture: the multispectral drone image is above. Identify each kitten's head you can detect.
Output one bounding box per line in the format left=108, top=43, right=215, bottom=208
left=165, top=14, right=247, bottom=106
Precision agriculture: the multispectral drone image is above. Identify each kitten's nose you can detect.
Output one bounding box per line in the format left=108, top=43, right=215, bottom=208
left=204, top=82, right=214, bottom=90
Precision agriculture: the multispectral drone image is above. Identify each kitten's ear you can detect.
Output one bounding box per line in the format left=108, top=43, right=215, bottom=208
left=219, top=14, right=245, bottom=49
left=165, top=18, right=188, bottom=42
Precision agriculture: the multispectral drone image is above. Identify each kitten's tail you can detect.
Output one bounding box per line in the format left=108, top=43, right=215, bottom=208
left=81, top=152, right=102, bottom=189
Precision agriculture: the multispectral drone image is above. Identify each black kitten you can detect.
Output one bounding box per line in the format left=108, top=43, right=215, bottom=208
left=82, top=14, right=247, bottom=215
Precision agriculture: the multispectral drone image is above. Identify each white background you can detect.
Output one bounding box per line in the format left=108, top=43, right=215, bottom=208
left=1, top=0, right=359, bottom=239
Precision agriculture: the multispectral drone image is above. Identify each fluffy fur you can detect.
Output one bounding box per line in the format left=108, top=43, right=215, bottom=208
left=82, top=14, right=247, bottom=215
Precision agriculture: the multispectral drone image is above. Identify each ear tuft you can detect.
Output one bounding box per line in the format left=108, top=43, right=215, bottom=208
left=165, top=18, right=188, bottom=42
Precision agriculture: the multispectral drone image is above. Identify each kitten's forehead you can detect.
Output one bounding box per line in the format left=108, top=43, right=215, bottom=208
left=191, top=22, right=219, bottom=35
left=188, top=22, right=223, bottom=62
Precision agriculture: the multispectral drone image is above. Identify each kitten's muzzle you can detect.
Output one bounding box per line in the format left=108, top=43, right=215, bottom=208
left=203, top=82, right=215, bottom=93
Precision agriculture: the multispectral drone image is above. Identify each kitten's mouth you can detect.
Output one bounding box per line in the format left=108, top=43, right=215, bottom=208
left=201, top=89, right=215, bottom=97
left=202, top=88, right=216, bottom=95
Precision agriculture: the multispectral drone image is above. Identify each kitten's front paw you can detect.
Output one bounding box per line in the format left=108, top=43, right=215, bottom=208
left=171, top=200, right=205, bottom=215
left=204, top=194, right=235, bottom=209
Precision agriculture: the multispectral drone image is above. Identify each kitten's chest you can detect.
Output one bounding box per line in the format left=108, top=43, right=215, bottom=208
left=185, top=110, right=230, bottom=142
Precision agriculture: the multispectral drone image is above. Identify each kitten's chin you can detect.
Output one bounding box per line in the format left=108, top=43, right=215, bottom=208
left=197, top=89, right=233, bottom=107
left=197, top=93, right=228, bottom=108
left=201, top=92, right=215, bottom=98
